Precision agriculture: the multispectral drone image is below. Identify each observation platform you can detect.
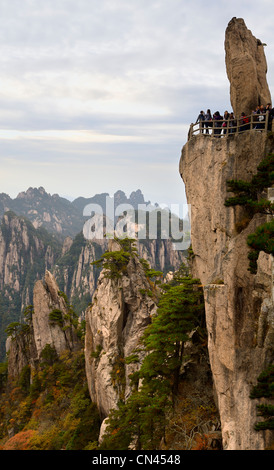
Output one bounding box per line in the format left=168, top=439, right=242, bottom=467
left=188, top=112, right=273, bottom=141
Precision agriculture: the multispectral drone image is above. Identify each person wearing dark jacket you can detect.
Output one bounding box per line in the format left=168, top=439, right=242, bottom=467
left=204, top=109, right=212, bottom=134
left=228, top=112, right=236, bottom=135
left=269, top=106, right=274, bottom=131
left=240, top=112, right=250, bottom=132
left=266, top=103, right=273, bottom=130
left=213, top=111, right=223, bottom=136
left=222, top=110, right=229, bottom=135
left=196, top=111, right=205, bottom=133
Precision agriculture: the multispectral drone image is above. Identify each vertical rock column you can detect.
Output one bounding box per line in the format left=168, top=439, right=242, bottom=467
left=85, top=243, right=157, bottom=422
left=225, top=17, right=271, bottom=117
left=32, top=270, right=80, bottom=358
left=180, top=132, right=273, bottom=449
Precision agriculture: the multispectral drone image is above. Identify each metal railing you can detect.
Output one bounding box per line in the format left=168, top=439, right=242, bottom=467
left=188, top=112, right=273, bottom=141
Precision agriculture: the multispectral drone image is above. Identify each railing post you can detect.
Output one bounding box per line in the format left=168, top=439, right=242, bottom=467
left=265, top=112, right=269, bottom=132
left=188, top=123, right=194, bottom=141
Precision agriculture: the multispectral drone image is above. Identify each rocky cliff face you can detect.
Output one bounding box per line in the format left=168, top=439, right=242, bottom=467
left=180, top=132, right=273, bottom=450
left=85, top=240, right=157, bottom=421
left=0, top=212, right=58, bottom=294
left=0, top=212, right=61, bottom=360
left=6, top=315, right=38, bottom=381
left=32, top=270, right=80, bottom=359
left=180, top=19, right=273, bottom=450
left=138, top=239, right=185, bottom=274
left=53, top=234, right=105, bottom=317
left=225, top=17, right=271, bottom=117
left=6, top=270, right=81, bottom=380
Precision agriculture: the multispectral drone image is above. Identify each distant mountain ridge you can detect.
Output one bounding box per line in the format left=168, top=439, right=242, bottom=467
left=72, top=188, right=154, bottom=213
left=0, top=187, right=154, bottom=239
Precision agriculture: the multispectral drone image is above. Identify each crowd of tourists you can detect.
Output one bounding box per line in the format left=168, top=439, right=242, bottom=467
left=195, top=103, right=274, bottom=136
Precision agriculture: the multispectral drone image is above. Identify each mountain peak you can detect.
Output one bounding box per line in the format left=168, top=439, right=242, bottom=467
left=16, top=186, right=47, bottom=200
left=0, top=188, right=156, bottom=239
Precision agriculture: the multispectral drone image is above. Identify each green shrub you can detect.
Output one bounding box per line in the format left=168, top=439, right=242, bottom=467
left=250, top=365, right=274, bottom=432
left=40, top=344, right=58, bottom=366
left=49, top=309, right=64, bottom=327
left=225, top=153, right=274, bottom=273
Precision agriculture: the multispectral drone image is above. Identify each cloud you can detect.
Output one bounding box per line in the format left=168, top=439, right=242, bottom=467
left=0, top=0, right=273, bottom=205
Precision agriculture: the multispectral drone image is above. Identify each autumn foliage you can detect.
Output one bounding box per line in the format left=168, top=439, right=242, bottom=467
left=0, top=430, right=36, bottom=450
left=0, top=349, right=101, bottom=450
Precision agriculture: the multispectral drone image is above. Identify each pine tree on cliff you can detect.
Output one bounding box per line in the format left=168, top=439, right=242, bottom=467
left=90, top=237, right=138, bottom=279
left=225, top=153, right=274, bottom=273
left=250, top=365, right=274, bottom=431
left=99, top=263, right=205, bottom=450
left=141, top=276, right=204, bottom=399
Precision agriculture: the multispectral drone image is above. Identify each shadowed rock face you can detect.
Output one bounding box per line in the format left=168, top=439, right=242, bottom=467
left=225, top=17, right=271, bottom=117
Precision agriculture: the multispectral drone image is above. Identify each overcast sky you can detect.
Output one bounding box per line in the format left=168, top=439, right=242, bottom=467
left=0, top=0, right=273, bottom=207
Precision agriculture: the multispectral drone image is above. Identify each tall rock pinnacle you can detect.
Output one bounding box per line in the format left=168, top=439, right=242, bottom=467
left=180, top=19, right=274, bottom=450
left=225, top=17, right=271, bottom=117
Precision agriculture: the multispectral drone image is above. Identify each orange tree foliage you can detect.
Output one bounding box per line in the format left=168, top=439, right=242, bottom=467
left=0, top=349, right=101, bottom=450
left=1, top=430, right=37, bottom=450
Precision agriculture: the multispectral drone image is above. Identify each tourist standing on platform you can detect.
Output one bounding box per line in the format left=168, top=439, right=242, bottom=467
left=204, top=109, right=212, bottom=134
left=196, top=111, right=205, bottom=133
left=213, top=111, right=223, bottom=136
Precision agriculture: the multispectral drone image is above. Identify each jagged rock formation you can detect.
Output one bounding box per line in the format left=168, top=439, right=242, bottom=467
left=0, top=212, right=61, bottom=360
left=85, top=240, right=157, bottom=422
left=138, top=239, right=186, bottom=273
left=53, top=233, right=105, bottom=316
left=225, top=17, right=271, bottom=117
left=0, top=212, right=58, bottom=294
left=180, top=20, right=273, bottom=450
left=32, top=270, right=80, bottom=358
left=6, top=270, right=81, bottom=380
left=6, top=314, right=38, bottom=381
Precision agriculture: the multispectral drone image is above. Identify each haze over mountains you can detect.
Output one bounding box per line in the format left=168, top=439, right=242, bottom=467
left=0, top=187, right=155, bottom=239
